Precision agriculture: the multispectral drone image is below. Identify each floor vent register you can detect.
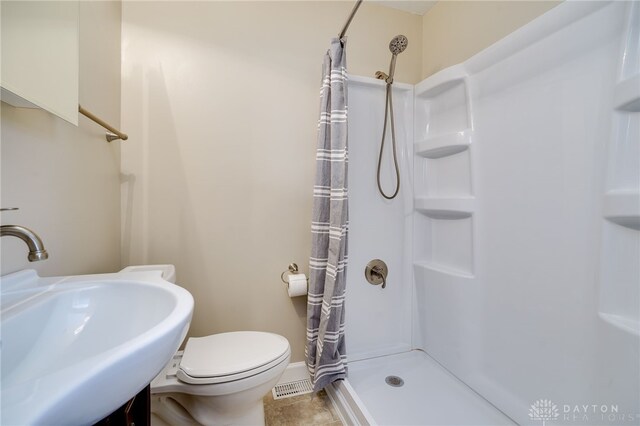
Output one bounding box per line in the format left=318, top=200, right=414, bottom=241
left=272, top=378, right=314, bottom=400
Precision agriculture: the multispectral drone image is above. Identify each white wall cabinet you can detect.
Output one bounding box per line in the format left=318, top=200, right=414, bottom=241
left=1, top=1, right=79, bottom=125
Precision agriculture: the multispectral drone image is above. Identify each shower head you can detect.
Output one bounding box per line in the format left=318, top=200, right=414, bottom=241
left=389, top=35, right=408, bottom=56
left=381, top=35, right=408, bottom=84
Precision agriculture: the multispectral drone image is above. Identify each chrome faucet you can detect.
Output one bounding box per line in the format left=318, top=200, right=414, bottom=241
left=1, top=225, right=49, bottom=261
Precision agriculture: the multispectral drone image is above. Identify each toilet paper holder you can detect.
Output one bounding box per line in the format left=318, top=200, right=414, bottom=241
left=280, top=263, right=308, bottom=284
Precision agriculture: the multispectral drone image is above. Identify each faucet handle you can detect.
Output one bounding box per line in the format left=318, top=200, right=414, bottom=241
left=0, top=207, right=19, bottom=211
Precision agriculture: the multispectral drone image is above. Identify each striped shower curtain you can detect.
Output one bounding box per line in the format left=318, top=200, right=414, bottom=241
left=305, top=38, right=349, bottom=392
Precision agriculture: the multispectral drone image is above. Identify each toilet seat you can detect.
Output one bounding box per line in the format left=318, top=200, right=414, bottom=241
left=176, top=331, right=290, bottom=385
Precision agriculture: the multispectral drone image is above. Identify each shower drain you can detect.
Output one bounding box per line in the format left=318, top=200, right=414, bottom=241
left=385, top=375, right=404, bottom=387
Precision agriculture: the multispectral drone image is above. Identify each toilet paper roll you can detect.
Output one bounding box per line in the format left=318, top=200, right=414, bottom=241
left=287, top=273, right=308, bottom=297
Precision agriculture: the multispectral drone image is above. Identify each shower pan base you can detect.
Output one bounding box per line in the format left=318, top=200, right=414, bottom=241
left=330, top=351, right=514, bottom=425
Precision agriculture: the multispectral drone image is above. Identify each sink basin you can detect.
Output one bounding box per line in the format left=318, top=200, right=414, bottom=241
left=0, top=269, right=194, bottom=425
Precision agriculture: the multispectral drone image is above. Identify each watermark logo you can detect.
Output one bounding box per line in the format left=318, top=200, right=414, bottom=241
left=529, top=399, right=560, bottom=426
left=528, top=399, right=638, bottom=423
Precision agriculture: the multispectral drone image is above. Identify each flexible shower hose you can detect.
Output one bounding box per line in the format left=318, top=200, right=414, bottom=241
left=377, top=82, right=400, bottom=200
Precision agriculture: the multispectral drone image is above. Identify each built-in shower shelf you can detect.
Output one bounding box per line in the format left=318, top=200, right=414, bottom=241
left=415, top=197, right=475, bottom=219
left=603, top=190, right=640, bottom=230
left=614, top=73, right=640, bottom=112
left=415, top=130, right=472, bottom=159
left=598, top=312, right=640, bottom=337
left=413, top=262, right=475, bottom=280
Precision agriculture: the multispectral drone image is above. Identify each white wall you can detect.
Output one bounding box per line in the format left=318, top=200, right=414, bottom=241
left=120, top=1, right=422, bottom=362
left=1, top=2, right=121, bottom=277
left=345, top=77, right=414, bottom=361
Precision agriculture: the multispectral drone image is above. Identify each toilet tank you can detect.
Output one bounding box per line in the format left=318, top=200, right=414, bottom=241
left=120, top=264, right=176, bottom=284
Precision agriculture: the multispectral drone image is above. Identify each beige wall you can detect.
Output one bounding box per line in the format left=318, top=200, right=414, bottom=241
left=120, top=1, right=421, bottom=362
left=1, top=2, right=121, bottom=276
left=0, top=0, right=564, bottom=364
left=421, top=1, right=561, bottom=78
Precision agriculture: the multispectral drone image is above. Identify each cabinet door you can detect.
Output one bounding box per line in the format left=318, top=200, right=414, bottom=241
left=1, top=1, right=79, bottom=125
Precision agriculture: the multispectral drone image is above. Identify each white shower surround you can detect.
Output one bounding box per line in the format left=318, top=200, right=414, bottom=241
left=341, top=1, right=640, bottom=425
left=346, top=75, right=414, bottom=362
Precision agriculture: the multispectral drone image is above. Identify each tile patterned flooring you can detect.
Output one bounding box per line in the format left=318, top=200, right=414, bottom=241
left=264, top=389, right=343, bottom=426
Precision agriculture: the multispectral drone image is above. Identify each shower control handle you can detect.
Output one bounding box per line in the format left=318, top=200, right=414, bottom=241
left=373, top=266, right=387, bottom=289
left=365, top=259, right=388, bottom=289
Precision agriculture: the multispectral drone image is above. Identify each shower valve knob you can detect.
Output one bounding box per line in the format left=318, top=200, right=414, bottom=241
left=365, top=259, right=388, bottom=289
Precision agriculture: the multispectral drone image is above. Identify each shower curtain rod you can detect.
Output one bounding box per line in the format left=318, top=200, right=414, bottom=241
left=338, top=0, right=364, bottom=39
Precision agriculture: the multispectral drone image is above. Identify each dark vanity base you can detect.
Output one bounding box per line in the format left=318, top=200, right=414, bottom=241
left=93, top=385, right=150, bottom=426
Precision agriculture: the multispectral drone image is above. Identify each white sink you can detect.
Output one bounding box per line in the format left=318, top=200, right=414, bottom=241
left=0, top=269, right=194, bottom=425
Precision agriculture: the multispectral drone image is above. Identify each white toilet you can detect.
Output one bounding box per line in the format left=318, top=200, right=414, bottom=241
left=120, top=265, right=291, bottom=426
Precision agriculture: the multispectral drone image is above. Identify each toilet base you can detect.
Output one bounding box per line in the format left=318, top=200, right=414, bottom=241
left=151, top=411, right=181, bottom=426
left=151, top=390, right=266, bottom=426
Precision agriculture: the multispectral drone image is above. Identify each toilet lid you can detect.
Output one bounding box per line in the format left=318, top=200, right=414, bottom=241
left=178, top=331, right=290, bottom=383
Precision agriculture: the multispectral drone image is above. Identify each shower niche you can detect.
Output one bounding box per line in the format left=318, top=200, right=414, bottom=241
left=598, top=1, right=640, bottom=337
left=413, top=67, right=476, bottom=279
